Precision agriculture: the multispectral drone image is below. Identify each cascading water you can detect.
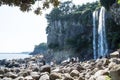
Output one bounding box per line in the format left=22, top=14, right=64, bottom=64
left=93, top=11, right=98, bottom=59
left=93, top=7, right=108, bottom=59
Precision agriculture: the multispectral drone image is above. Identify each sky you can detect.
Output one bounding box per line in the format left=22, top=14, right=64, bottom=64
left=0, top=0, right=97, bottom=53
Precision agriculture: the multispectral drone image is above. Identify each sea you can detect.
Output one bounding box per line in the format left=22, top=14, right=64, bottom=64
left=0, top=53, right=30, bottom=60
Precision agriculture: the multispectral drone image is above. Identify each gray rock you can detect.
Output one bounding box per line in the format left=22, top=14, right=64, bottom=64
left=50, top=73, right=62, bottom=80
left=6, top=72, right=18, bottom=79
left=110, top=51, right=120, bottom=58
left=70, top=70, right=80, bottom=77
left=39, top=74, right=49, bottom=80
left=110, top=64, right=120, bottom=80
left=30, top=72, right=40, bottom=80
left=0, top=69, right=4, bottom=74
left=40, top=65, right=51, bottom=73
left=15, top=76, right=24, bottom=80
left=63, top=73, right=73, bottom=80
left=78, top=77, right=85, bottom=80
left=3, top=77, right=12, bottom=80
left=24, top=76, right=33, bottom=80
left=96, top=75, right=109, bottom=80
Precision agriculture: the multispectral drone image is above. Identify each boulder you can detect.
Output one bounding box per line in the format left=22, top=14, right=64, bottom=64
left=0, top=74, right=4, bottom=78
left=40, top=65, right=51, bottom=73
left=4, top=68, right=10, bottom=73
left=30, top=72, right=40, bottom=80
left=70, top=70, right=80, bottom=77
left=96, top=75, right=111, bottom=80
left=110, top=51, right=120, bottom=58
left=2, top=77, right=12, bottom=80
left=24, top=76, right=33, bottom=80
left=78, top=77, right=85, bottom=80
left=50, top=73, right=62, bottom=80
left=18, top=70, right=31, bottom=77
left=94, top=70, right=109, bottom=78
left=5, top=72, right=18, bottom=79
left=110, top=64, right=120, bottom=80
left=0, top=69, right=4, bottom=74
left=39, top=74, right=49, bottom=80
left=15, top=76, right=24, bottom=80
left=63, top=73, right=73, bottom=80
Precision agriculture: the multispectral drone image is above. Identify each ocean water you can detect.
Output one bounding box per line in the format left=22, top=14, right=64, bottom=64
left=0, top=53, right=30, bottom=60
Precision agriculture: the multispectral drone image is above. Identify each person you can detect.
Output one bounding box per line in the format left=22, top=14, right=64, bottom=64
left=41, top=58, right=46, bottom=65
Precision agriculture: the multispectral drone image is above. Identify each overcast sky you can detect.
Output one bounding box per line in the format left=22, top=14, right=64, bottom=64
left=0, top=0, right=98, bottom=53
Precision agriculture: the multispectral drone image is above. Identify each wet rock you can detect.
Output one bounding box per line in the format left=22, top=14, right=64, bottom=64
left=70, top=70, right=80, bottom=77
left=50, top=73, right=62, bottom=80
left=40, top=65, right=51, bottom=73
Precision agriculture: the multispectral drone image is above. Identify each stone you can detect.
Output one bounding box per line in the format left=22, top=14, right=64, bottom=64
left=30, top=72, right=40, bottom=80
left=78, top=77, right=85, bottom=80
left=0, top=69, right=4, bottom=74
left=15, top=76, right=24, bottom=80
left=4, top=68, right=10, bottom=73
left=96, top=75, right=110, bottom=80
left=3, top=77, right=12, bottom=80
left=40, top=65, right=51, bottom=73
left=110, top=64, right=120, bottom=80
left=39, top=74, right=49, bottom=80
left=76, top=65, right=85, bottom=72
left=110, top=51, right=120, bottom=58
left=94, top=70, right=109, bottom=78
left=50, top=73, right=62, bottom=80
left=108, top=62, right=117, bottom=70
left=63, top=73, right=73, bottom=80
left=24, top=76, right=33, bottom=80
left=70, top=70, right=80, bottom=77
left=0, top=74, right=4, bottom=78
left=6, top=72, right=18, bottom=79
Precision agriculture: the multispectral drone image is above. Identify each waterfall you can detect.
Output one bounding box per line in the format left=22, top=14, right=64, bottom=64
left=93, top=11, right=98, bottom=59
left=93, top=7, right=108, bottom=59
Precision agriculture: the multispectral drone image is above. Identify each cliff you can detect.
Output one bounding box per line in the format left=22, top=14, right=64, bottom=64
left=46, top=1, right=100, bottom=62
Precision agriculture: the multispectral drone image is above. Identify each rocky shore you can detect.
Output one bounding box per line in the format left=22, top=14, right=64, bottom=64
left=0, top=51, right=120, bottom=80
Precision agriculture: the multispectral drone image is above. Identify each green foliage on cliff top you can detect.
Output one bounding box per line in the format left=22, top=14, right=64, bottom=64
left=46, top=1, right=100, bottom=25
left=100, top=0, right=116, bottom=10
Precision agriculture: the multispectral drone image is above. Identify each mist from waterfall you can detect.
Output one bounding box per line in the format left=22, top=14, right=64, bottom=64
left=93, top=7, right=108, bottom=59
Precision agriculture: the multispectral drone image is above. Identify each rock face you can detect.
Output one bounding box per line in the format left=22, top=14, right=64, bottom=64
left=46, top=2, right=99, bottom=62
left=111, top=3, right=120, bottom=25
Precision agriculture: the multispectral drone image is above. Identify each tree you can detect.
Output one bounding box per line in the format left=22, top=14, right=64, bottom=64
left=0, top=0, right=60, bottom=15
left=100, top=0, right=116, bottom=10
